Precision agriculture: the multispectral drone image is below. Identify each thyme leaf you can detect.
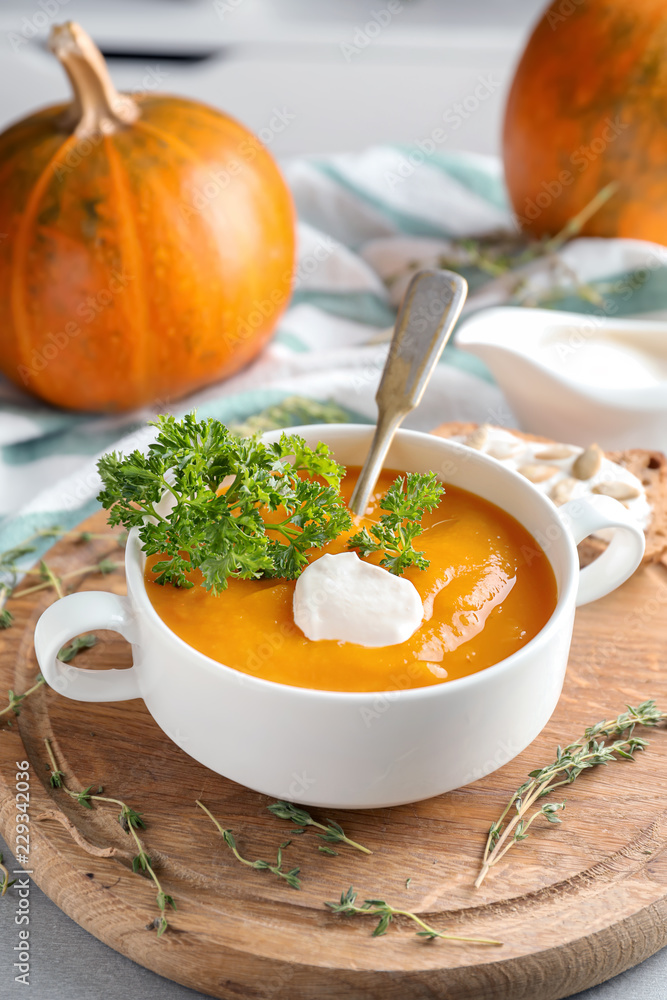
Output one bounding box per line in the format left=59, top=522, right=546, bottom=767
left=58, top=634, right=98, bottom=663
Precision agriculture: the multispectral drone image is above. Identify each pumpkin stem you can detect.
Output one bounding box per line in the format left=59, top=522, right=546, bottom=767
left=48, top=22, right=139, bottom=137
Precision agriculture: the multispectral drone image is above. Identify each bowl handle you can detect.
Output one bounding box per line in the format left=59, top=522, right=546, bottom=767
left=34, top=591, right=141, bottom=701
left=559, top=495, right=645, bottom=607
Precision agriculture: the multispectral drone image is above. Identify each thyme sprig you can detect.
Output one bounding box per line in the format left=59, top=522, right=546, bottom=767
left=267, top=801, right=372, bottom=854
left=0, top=853, right=16, bottom=896
left=196, top=800, right=301, bottom=888
left=0, top=527, right=123, bottom=629
left=347, top=472, right=444, bottom=574
left=58, top=634, right=98, bottom=663
left=1, top=589, right=104, bottom=728
left=38, top=560, right=64, bottom=600
left=10, top=559, right=120, bottom=602
left=388, top=182, right=620, bottom=309
left=475, top=700, right=667, bottom=888
left=45, top=740, right=175, bottom=936
left=1, top=543, right=37, bottom=627
left=326, top=887, right=502, bottom=945
left=0, top=676, right=45, bottom=719
left=0, top=526, right=117, bottom=723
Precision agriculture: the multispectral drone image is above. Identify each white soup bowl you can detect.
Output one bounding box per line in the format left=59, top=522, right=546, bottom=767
left=34, top=425, right=644, bottom=809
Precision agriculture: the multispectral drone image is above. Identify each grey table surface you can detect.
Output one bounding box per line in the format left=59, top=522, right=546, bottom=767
left=1, top=833, right=665, bottom=1000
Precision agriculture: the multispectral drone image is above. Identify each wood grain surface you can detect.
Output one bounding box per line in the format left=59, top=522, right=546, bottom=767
left=2, top=508, right=667, bottom=1000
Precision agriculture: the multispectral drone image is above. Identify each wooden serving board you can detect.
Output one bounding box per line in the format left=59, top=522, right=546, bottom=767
left=2, top=512, right=667, bottom=1000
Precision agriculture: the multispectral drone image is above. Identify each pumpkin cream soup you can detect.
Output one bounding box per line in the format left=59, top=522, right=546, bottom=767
left=145, top=466, right=557, bottom=693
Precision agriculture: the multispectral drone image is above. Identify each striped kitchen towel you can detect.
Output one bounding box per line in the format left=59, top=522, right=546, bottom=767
left=2, top=146, right=667, bottom=562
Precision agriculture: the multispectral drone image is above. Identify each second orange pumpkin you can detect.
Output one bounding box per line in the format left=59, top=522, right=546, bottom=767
left=503, top=0, right=667, bottom=243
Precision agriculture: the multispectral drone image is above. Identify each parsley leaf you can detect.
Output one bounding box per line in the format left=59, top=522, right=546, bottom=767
left=97, top=413, right=351, bottom=593
left=347, top=472, right=444, bottom=574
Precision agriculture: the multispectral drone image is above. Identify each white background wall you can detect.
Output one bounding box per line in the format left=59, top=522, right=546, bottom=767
left=0, top=0, right=546, bottom=156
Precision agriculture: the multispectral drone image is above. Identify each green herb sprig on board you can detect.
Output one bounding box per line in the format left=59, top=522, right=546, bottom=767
left=45, top=739, right=175, bottom=936
left=57, top=634, right=98, bottom=663
left=97, top=413, right=352, bottom=593
left=196, top=800, right=301, bottom=889
left=0, top=527, right=123, bottom=630
left=267, top=800, right=372, bottom=854
left=0, top=676, right=45, bottom=721
left=475, top=700, right=667, bottom=887
left=326, top=887, right=501, bottom=945
left=347, top=472, right=445, bottom=574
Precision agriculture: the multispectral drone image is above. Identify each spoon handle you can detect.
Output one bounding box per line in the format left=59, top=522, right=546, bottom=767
left=349, top=269, right=468, bottom=516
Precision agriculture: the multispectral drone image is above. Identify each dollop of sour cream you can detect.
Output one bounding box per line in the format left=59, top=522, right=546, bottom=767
left=293, top=551, right=423, bottom=647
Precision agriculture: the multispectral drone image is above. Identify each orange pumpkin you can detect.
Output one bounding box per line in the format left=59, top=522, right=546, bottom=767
left=0, top=22, right=295, bottom=412
left=503, top=0, right=667, bottom=242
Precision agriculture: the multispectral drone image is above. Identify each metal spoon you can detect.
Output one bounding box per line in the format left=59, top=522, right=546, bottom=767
left=349, top=269, right=468, bottom=516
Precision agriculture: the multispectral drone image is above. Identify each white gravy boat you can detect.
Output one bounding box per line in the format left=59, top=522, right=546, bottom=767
left=456, top=307, right=667, bottom=450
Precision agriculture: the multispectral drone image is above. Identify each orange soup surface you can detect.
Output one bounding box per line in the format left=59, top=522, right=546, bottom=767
left=145, top=466, right=557, bottom=692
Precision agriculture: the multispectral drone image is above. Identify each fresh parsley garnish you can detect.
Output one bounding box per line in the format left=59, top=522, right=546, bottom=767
left=97, top=413, right=352, bottom=593
left=347, top=472, right=444, bottom=574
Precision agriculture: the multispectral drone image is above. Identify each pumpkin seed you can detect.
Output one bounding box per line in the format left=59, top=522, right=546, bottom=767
left=572, top=443, right=603, bottom=480
left=550, top=477, right=577, bottom=506
left=464, top=425, right=489, bottom=451
left=518, top=463, right=560, bottom=484
left=592, top=481, right=641, bottom=501
left=534, top=445, right=575, bottom=461
left=487, top=440, right=522, bottom=460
